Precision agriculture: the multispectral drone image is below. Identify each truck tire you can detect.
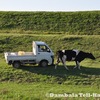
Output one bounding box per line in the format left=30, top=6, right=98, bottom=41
left=12, top=61, right=21, bottom=68
left=39, top=60, right=48, bottom=67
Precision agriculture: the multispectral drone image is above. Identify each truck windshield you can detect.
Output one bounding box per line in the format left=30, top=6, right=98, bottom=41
left=38, top=45, right=50, bottom=52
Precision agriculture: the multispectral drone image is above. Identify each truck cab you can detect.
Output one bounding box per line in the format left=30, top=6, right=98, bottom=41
left=4, top=41, right=54, bottom=68
left=33, top=41, right=54, bottom=67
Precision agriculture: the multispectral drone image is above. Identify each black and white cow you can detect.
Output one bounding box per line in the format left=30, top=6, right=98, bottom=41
left=55, top=50, right=95, bottom=70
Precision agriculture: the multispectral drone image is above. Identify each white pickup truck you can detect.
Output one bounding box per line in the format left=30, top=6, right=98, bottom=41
left=4, top=41, right=54, bottom=68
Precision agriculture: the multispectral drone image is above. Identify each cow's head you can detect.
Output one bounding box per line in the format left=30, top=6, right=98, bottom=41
left=88, top=53, right=95, bottom=60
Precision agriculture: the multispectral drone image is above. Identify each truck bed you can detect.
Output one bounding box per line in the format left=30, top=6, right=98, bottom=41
left=6, top=52, right=34, bottom=56
left=4, top=52, right=36, bottom=63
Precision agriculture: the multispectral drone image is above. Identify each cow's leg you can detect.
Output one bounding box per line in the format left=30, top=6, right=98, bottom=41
left=77, top=61, right=81, bottom=70
left=55, top=58, right=60, bottom=69
left=63, top=62, right=69, bottom=70
left=74, top=61, right=78, bottom=69
left=62, top=55, right=69, bottom=70
left=74, top=61, right=81, bottom=70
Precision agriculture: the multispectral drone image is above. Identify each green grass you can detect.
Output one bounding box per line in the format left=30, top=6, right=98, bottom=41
left=0, top=34, right=100, bottom=100
left=0, top=11, right=100, bottom=35
left=0, top=58, right=100, bottom=99
left=0, top=59, right=100, bottom=84
left=0, top=34, right=100, bottom=55
left=0, top=82, right=100, bottom=100
left=0, top=11, right=100, bottom=99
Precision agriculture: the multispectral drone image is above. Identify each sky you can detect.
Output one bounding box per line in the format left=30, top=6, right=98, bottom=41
left=0, top=0, right=100, bottom=12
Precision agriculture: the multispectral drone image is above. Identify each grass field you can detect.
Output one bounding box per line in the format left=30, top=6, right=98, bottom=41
left=0, top=34, right=100, bottom=100
left=0, top=59, right=100, bottom=100
left=0, top=82, right=100, bottom=100
left=0, top=11, right=100, bottom=35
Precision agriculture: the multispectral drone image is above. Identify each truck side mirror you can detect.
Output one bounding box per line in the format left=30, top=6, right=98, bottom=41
left=47, top=49, right=50, bottom=52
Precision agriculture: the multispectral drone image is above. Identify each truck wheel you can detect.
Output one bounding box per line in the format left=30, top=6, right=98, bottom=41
left=39, top=60, right=48, bottom=67
left=12, top=62, right=20, bottom=68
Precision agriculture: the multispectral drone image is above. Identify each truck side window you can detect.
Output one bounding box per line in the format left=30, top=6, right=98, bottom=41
left=38, top=45, right=50, bottom=52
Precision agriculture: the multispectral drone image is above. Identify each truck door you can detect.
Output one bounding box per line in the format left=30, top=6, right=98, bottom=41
left=37, top=45, right=53, bottom=64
